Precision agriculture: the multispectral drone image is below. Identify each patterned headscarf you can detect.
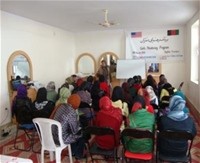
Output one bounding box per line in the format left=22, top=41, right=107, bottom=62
left=16, top=84, right=27, bottom=98
left=145, top=86, right=157, bottom=101
left=167, top=95, right=188, bottom=121
left=76, top=90, right=92, bottom=104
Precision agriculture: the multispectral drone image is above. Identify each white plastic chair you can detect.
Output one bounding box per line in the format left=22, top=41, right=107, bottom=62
left=33, top=118, right=73, bottom=163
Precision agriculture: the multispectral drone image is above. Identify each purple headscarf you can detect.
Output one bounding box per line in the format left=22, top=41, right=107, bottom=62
left=16, top=84, right=27, bottom=98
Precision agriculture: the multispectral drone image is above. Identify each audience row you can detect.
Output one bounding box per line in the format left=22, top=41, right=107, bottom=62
left=11, top=73, right=197, bottom=160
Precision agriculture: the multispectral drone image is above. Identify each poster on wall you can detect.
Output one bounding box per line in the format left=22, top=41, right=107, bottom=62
left=125, top=28, right=184, bottom=62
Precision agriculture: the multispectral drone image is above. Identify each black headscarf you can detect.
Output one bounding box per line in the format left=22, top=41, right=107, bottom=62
left=111, top=86, right=124, bottom=102
left=36, top=87, right=47, bottom=103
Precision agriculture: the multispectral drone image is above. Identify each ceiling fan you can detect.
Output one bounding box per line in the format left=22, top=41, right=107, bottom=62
left=99, top=9, right=119, bottom=28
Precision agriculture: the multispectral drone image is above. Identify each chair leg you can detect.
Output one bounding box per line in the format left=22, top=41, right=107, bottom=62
left=49, top=151, right=54, bottom=161
left=14, top=126, right=20, bottom=149
left=90, top=154, right=94, bottom=163
left=41, top=148, right=44, bottom=163
left=67, top=144, right=73, bottom=163
left=55, top=149, right=62, bottom=163
left=32, top=131, right=41, bottom=153
left=14, top=127, right=33, bottom=151
left=115, top=148, right=118, bottom=163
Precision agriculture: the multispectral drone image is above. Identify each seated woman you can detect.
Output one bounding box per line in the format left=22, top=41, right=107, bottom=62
left=111, top=86, right=129, bottom=130
left=136, top=88, right=154, bottom=114
left=55, top=87, right=71, bottom=106
left=111, top=86, right=129, bottom=117
left=143, top=74, right=158, bottom=96
left=50, top=87, right=71, bottom=119
left=159, top=83, right=175, bottom=108
left=32, top=87, right=54, bottom=118
left=46, top=81, right=58, bottom=103
left=12, top=84, right=33, bottom=124
left=124, top=101, right=155, bottom=153
left=121, top=82, right=133, bottom=110
left=94, top=96, right=122, bottom=150
left=53, top=94, right=86, bottom=160
left=91, top=81, right=105, bottom=112
left=145, top=86, right=159, bottom=106
left=157, top=95, right=196, bottom=157
left=173, top=90, right=189, bottom=114
left=76, top=81, right=94, bottom=129
left=99, top=74, right=110, bottom=97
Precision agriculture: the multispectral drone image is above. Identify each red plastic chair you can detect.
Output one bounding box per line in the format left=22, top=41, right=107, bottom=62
left=121, top=128, right=154, bottom=162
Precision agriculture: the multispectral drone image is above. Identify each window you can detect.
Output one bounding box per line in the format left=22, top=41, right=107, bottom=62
left=191, top=19, right=199, bottom=84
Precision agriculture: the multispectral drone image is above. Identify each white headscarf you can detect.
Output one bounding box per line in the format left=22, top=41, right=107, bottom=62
left=145, top=86, right=158, bottom=105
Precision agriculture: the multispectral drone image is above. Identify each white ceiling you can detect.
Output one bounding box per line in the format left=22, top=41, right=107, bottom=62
left=1, top=0, right=199, bottom=33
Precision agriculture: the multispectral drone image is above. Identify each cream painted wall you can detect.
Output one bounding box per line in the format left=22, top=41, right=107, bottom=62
left=75, top=30, right=125, bottom=62
left=1, top=11, right=76, bottom=125
left=185, top=10, right=200, bottom=113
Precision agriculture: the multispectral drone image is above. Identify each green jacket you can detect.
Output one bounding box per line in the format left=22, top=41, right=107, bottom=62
left=124, top=109, right=155, bottom=153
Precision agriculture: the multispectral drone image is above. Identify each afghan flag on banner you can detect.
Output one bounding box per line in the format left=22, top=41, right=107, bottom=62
left=167, top=29, right=179, bottom=36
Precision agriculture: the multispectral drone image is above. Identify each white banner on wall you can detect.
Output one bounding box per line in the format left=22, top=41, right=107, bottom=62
left=125, top=28, right=184, bottom=62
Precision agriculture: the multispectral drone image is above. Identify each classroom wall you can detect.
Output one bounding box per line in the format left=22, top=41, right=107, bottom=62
left=1, top=11, right=76, bottom=125
left=75, top=30, right=125, bottom=61
left=185, top=11, right=200, bottom=113
left=75, top=30, right=186, bottom=90
left=1, top=10, right=196, bottom=126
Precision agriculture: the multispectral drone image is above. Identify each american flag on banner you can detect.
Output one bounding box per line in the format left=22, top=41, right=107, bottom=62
left=131, top=32, right=142, bottom=38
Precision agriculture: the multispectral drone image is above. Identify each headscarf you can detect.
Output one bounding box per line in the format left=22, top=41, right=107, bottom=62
left=138, top=88, right=151, bottom=106
left=34, top=87, right=48, bottom=110
left=67, top=94, right=81, bottom=109
left=173, top=90, right=186, bottom=100
left=58, top=87, right=71, bottom=104
left=133, top=95, right=146, bottom=109
left=112, top=86, right=124, bottom=102
left=167, top=95, right=188, bottom=121
left=162, top=83, right=174, bottom=95
left=131, top=102, right=143, bottom=113
left=35, top=87, right=47, bottom=103
left=173, top=91, right=189, bottom=113
left=16, top=84, right=27, bottom=98
left=76, top=90, right=92, bottom=104
left=145, top=86, right=157, bottom=101
left=46, top=81, right=56, bottom=91
left=145, top=86, right=158, bottom=106
left=99, top=96, right=122, bottom=121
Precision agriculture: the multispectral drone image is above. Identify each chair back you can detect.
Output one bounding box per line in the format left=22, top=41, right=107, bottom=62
left=121, top=128, right=155, bottom=161
left=157, top=130, right=194, bottom=156
left=121, top=128, right=154, bottom=139
left=85, top=126, right=118, bottom=162
left=86, top=126, right=115, bottom=136
left=33, top=118, right=65, bottom=151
